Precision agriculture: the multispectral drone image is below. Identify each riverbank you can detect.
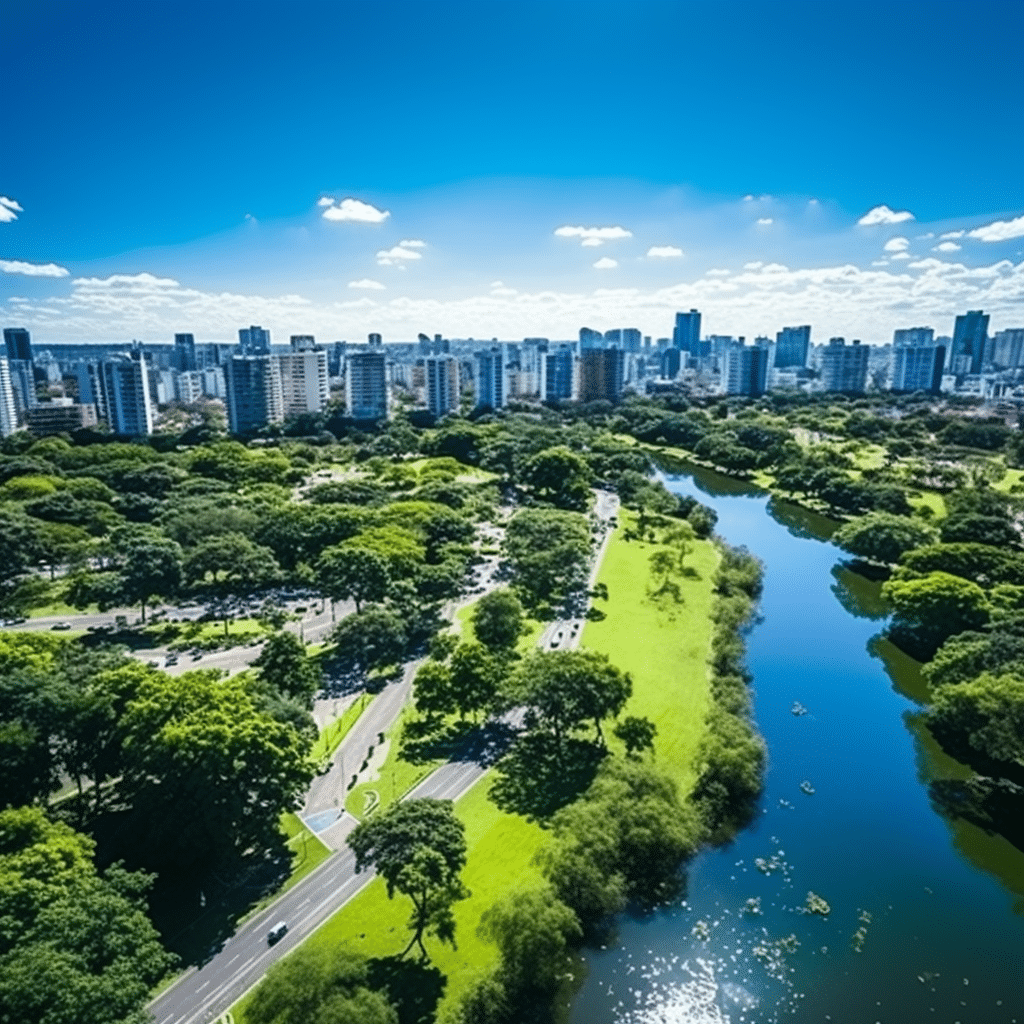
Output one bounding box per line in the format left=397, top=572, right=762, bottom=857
left=231, top=508, right=727, bottom=1023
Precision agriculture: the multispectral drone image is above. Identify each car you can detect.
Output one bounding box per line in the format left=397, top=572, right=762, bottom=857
left=165, top=654, right=179, bottom=666
left=267, top=921, right=288, bottom=945
left=51, top=622, right=72, bottom=631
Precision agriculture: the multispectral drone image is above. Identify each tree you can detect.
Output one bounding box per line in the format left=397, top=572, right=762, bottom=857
left=882, top=571, right=991, bottom=659
left=245, top=946, right=397, bottom=1024
left=502, top=508, right=591, bottom=612
left=330, top=607, right=407, bottom=682
left=940, top=513, right=1021, bottom=549
left=317, top=544, right=391, bottom=613
left=520, top=446, right=592, bottom=511
left=111, top=528, right=184, bottom=621
left=118, top=669, right=314, bottom=868
left=253, top=630, right=323, bottom=706
left=348, top=799, right=468, bottom=959
left=613, top=715, right=657, bottom=759
left=478, top=887, right=581, bottom=996
left=509, top=649, right=632, bottom=755
left=895, top=543, right=1024, bottom=588
left=472, top=588, right=525, bottom=652
left=447, top=642, right=500, bottom=721
left=832, top=511, right=937, bottom=566
left=0, top=807, right=174, bottom=1024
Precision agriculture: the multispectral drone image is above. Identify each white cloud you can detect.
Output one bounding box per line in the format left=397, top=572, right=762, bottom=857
left=593, top=257, right=618, bottom=270
left=376, top=245, right=422, bottom=265
left=742, top=195, right=754, bottom=201
left=348, top=279, right=385, bottom=290
left=871, top=260, right=889, bottom=266
left=858, top=204, right=915, bottom=226
left=934, top=241, right=962, bottom=252
left=490, top=283, right=518, bottom=296
left=0, top=259, right=70, bottom=277
left=322, top=198, right=390, bottom=223
left=756, top=218, right=773, bottom=226
left=743, top=261, right=763, bottom=270
left=581, top=237, right=603, bottom=247
left=555, top=225, right=632, bottom=246
left=967, top=214, right=1024, bottom=242
left=761, top=263, right=789, bottom=273
left=647, top=245, right=684, bottom=258
left=940, top=230, right=965, bottom=239
left=0, top=206, right=18, bottom=224
left=883, top=237, right=910, bottom=252
left=705, top=268, right=731, bottom=277
left=0, top=196, right=23, bottom=212
left=916, top=233, right=934, bottom=240
left=399, top=239, right=426, bottom=248
left=890, top=252, right=912, bottom=260
left=317, top=196, right=335, bottom=207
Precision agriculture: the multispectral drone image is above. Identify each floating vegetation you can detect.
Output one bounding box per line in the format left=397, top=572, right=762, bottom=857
left=743, top=897, right=762, bottom=916
left=691, top=919, right=710, bottom=941
left=752, top=933, right=800, bottom=981
left=791, top=701, right=808, bottom=716
left=804, top=891, right=831, bottom=916
left=799, top=780, right=815, bottom=795
left=754, top=852, right=787, bottom=875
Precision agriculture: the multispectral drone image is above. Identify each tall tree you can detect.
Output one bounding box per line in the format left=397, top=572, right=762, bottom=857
left=317, top=544, right=391, bottom=613
left=252, top=630, right=323, bottom=706
left=472, top=589, right=525, bottom=652
left=330, top=607, right=407, bottom=683
left=348, top=799, right=468, bottom=959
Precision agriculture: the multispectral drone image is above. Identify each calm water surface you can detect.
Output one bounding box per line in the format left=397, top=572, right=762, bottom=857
left=568, top=464, right=1024, bottom=1024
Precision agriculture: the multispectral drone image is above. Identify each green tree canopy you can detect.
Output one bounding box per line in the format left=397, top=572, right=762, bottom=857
left=832, top=512, right=937, bottom=566
left=317, top=544, right=392, bottom=613
left=472, top=589, right=525, bottom=652
left=330, top=607, right=407, bottom=682
left=520, top=446, right=592, bottom=511
left=253, top=630, right=323, bottom=706
left=348, top=799, right=468, bottom=959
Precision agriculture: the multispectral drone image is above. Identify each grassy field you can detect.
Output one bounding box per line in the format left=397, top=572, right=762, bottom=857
left=233, top=776, right=547, bottom=1024
left=580, top=508, right=717, bottom=790
left=311, top=693, right=373, bottom=765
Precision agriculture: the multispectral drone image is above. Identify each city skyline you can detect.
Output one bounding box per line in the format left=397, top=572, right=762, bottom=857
left=1, top=0, right=1022, bottom=345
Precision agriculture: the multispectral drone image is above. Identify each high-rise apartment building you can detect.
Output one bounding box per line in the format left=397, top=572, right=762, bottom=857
left=345, top=347, right=389, bottom=420
left=238, top=325, right=271, bottom=355
left=24, top=400, right=98, bottom=436
left=579, top=327, right=604, bottom=350
left=890, top=342, right=945, bottom=394
left=3, top=327, right=33, bottom=363
left=948, top=311, right=989, bottom=375
left=424, top=355, right=460, bottom=417
left=474, top=346, right=507, bottom=410
left=579, top=347, right=625, bottom=403
left=278, top=345, right=329, bottom=419
left=603, top=328, right=642, bottom=353
left=673, top=310, right=701, bottom=354
left=774, top=325, right=811, bottom=368
left=0, top=357, right=19, bottom=438
left=820, top=338, right=869, bottom=393
left=892, top=327, right=934, bottom=348
left=721, top=339, right=771, bottom=396
left=176, top=371, right=204, bottom=404
left=987, top=328, right=1024, bottom=370
left=540, top=345, right=576, bottom=401
left=224, top=355, right=283, bottom=434
left=95, top=354, right=154, bottom=435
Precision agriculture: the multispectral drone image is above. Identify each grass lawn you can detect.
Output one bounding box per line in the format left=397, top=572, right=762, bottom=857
left=993, top=466, right=1024, bottom=493
left=232, top=774, right=547, bottom=1024
left=580, top=508, right=718, bottom=790
left=907, top=489, right=947, bottom=519
left=274, top=812, right=334, bottom=895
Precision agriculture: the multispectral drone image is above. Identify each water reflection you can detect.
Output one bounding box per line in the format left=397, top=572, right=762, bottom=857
left=764, top=496, right=837, bottom=543
left=830, top=564, right=889, bottom=621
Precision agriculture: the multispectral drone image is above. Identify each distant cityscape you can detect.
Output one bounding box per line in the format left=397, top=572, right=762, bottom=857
left=1, top=308, right=1021, bottom=439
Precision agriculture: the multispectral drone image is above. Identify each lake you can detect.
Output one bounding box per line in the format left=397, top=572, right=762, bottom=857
left=568, top=461, right=1024, bottom=1024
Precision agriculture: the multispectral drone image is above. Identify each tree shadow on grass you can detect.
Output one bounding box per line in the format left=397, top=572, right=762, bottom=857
left=367, top=955, right=446, bottom=1024
left=490, top=733, right=605, bottom=822
left=401, top=717, right=519, bottom=768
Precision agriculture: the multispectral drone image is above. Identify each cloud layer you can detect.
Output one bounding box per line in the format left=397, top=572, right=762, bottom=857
left=321, top=198, right=390, bottom=223
left=0, top=259, right=69, bottom=277
left=858, top=204, right=915, bottom=226
left=968, top=214, right=1024, bottom=243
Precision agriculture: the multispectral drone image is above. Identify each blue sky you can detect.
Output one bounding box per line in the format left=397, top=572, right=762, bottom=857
left=1, top=0, right=1022, bottom=344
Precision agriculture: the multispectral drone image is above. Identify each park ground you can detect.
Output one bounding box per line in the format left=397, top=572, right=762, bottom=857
left=232, top=507, right=718, bottom=1022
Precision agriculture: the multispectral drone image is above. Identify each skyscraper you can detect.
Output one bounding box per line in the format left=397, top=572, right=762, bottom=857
left=540, top=345, right=576, bottom=401
left=948, top=310, right=989, bottom=376
left=474, top=346, right=507, bottom=411
left=3, top=327, right=33, bottom=363
left=988, top=328, right=1024, bottom=370
left=892, top=327, right=934, bottom=348
left=579, top=348, right=625, bottom=403
left=238, top=325, right=271, bottom=355
left=721, top=339, right=771, bottom=396
left=346, top=347, right=388, bottom=420
left=774, top=325, right=811, bottom=369
left=224, top=355, right=283, bottom=433
left=672, top=310, right=701, bottom=354
left=0, top=357, right=19, bottom=438
left=95, top=354, right=154, bottom=435
left=820, top=338, right=869, bottom=393
left=278, top=346, right=329, bottom=418
left=173, top=333, right=197, bottom=371
left=425, top=355, right=459, bottom=417
left=890, top=342, right=945, bottom=394
left=579, top=327, right=604, bottom=350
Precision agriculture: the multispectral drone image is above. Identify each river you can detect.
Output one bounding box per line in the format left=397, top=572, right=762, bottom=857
left=568, top=462, right=1024, bottom=1024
